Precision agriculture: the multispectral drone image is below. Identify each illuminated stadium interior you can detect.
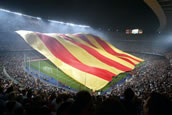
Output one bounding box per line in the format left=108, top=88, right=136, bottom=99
left=0, top=0, right=171, bottom=115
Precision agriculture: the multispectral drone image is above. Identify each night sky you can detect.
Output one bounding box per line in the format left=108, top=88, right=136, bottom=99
left=0, top=0, right=159, bottom=32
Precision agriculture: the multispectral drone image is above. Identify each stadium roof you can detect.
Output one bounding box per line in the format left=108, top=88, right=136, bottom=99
left=0, top=0, right=171, bottom=33
left=157, top=0, right=172, bottom=32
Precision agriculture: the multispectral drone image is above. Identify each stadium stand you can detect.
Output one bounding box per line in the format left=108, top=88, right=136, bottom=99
left=0, top=50, right=171, bottom=115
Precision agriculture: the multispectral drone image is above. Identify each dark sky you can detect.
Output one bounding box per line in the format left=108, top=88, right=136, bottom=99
left=0, top=0, right=159, bottom=32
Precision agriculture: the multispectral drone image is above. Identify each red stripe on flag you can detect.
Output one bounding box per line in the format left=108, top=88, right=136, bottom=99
left=37, top=33, right=115, bottom=81
left=62, top=35, right=132, bottom=72
left=92, top=35, right=141, bottom=63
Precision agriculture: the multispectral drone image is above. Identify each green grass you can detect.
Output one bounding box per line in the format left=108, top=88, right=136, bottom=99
left=26, top=60, right=144, bottom=92
left=100, top=72, right=129, bottom=92
left=100, top=61, right=145, bottom=92
left=28, top=60, right=90, bottom=91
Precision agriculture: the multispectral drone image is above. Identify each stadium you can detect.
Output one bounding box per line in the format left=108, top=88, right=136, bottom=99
left=0, top=0, right=172, bottom=115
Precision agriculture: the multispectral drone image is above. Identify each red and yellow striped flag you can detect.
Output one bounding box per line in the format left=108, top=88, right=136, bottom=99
left=16, top=30, right=144, bottom=91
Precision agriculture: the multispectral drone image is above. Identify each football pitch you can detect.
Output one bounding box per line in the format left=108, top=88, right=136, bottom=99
left=27, top=59, right=143, bottom=92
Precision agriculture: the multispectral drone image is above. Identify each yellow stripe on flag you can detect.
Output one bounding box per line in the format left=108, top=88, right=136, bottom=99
left=51, top=35, right=123, bottom=75
left=16, top=30, right=108, bottom=91
left=66, top=34, right=136, bottom=69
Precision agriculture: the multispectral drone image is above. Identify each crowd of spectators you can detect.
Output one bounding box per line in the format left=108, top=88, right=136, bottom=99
left=0, top=51, right=172, bottom=115
left=111, top=58, right=172, bottom=99
left=165, top=52, right=172, bottom=65
left=112, top=41, right=167, bottom=55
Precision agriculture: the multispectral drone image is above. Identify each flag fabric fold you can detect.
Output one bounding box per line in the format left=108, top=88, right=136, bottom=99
left=16, top=30, right=144, bottom=91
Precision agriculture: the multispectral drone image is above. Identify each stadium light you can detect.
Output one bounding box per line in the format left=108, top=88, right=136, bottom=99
left=36, top=17, right=41, bottom=20
left=49, top=20, right=90, bottom=28
left=13, top=12, right=22, bottom=16
left=0, top=8, right=11, bottom=13
left=48, top=20, right=65, bottom=24
left=0, top=8, right=40, bottom=20
left=0, top=8, right=90, bottom=28
left=76, top=24, right=90, bottom=28
left=66, top=23, right=75, bottom=26
left=22, top=14, right=35, bottom=19
left=0, top=9, right=22, bottom=16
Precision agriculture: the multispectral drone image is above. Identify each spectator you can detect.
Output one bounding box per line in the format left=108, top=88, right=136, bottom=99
left=143, top=92, right=172, bottom=115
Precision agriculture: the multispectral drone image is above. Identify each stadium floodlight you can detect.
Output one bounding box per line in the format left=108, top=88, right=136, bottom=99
left=66, top=23, right=75, bottom=26
left=66, top=23, right=90, bottom=28
left=0, top=8, right=11, bottom=13
left=13, top=12, right=22, bottom=16
left=22, top=14, right=34, bottom=18
left=48, top=20, right=65, bottom=24
left=0, top=8, right=90, bottom=28
left=36, top=17, right=41, bottom=20
left=0, top=9, right=22, bottom=16
left=48, top=20, right=89, bottom=28
left=25, top=15, right=41, bottom=21
left=78, top=25, right=90, bottom=28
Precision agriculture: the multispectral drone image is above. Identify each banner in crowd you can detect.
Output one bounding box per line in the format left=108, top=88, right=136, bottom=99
left=16, top=30, right=144, bottom=91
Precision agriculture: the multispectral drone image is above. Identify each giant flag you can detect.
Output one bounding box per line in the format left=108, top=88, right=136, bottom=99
left=16, top=30, right=144, bottom=91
